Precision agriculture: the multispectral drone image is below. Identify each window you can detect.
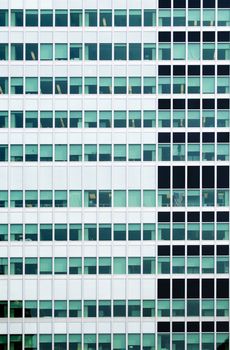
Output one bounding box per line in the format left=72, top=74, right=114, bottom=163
left=85, top=10, right=97, bottom=26
left=70, top=10, right=82, bottom=26
left=10, top=301, right=22, bottom=318
left=55, top=10, right=68, bottom=26
left=115, top=10, right=127, bottom=26
left=26, top=44, right=38, bottom=60
left=114, top=44, right=127, bottom=60
left=25, top=77, right=38, bottom=94
left=0, top=44, right=8, bottom=60
left=54, top=258, right=67, bottom=274
left=129, top=10, right=141, bottom=26
left=40, top=44, right=53, bottom=60
left=11, top=77, right=23, bottom=94
left=100, top=10, right=112, bottom=26
left=55, top=44, right=68, bottom=60
left=100, top=44, right=112, bottom=60
left=11, top=10, right=23, bottom=26
left=0, top=111, right=8, bottom=128
left=26, top=111, right=38, bottom=128
left=26, top=10, right=38, bottom=26
left=40, top=10, right=53, bottom=26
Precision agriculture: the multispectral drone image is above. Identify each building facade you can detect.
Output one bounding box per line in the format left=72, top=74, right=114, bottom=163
left=0, top=0, right=229, bottom=349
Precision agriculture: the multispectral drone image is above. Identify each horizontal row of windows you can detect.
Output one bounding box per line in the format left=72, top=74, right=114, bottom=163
left=0, top=110, right=229, bottom=129
left=0, top=76, right=156, bottom=95
left=1, top=43, right=229, bottom=61
left=0, top=298, right=229, bottom=319
left=0, top=8, right=229, bottom=27
left=0, top=332, right=229, bottom=350
left=0, top=189, right=229, bottom=209
left=1, top=299, right=156, bottom=318
left=1, top=75, right=230, bottom=97
left=0, top=256, right=155, bottom=275
left=0, top=143, right=157, bottom=162
left=1, top=256, right=229, bottom=275
left=0, top=142, right=229, bottom=162
left=0, top=9, right=157, bottom=27
left=160, top=0, right=229, bottom=9
left=0, top=43, right=156, bottom=61
left=0, top=222, right=229, bottom=242
left=0, top=189, right=157, bottom=208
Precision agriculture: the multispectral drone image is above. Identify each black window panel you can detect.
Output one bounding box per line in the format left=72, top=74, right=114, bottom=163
left=158, top=322, right=170, bottom=332
left=202, top=166, right=214, bottom=188
left=158, top=246, right=170, bottom=256
left=187, top=212, right=200, bottom=222
left=202, top=132, right=215, bottom=143
left=158, top=212, right=170, bottom=222
left=187, top=279, right=199, bottom=298
left=187, top=322, right=200, bottom=332
left=217, top=99, right=229, bottom=109
left=217, top=133, right=230, bottom=143
left=218, top=66, right=230, bottom=76
left=173, top=32, right=185, bottom=42
left=202, top=245, right=214, bottom=255
left=217, top=322, right=229, bottom=332
left=188, top=133, right=200, bottom=143
left=217, top=279, right=229, bottom=298
left=188, top=32, right=200, bottom=42
left=202, top=322, right=214, bottom=332
left=187, top=246, right=200, bottom=256
left=158, top=133, right=171, bottom=143
left=173, top=246, right=185, bottom=256
left=203, top=32, right=215, bottom=42
left=173, top=166, right=185, bottom=188
left=173, top=99, right=185, bottom=109
left=203, top=0, right=215, bottom=8
left=203, top=99, right=215, bottom=109
left=174, top=0, right=186, bottom=7
left=173, top=279, right=185, bottom=298
left=172, top=323, right=185, bottom=332
left=159, top=99, right=171, bottom=109
left=217, top=211, right=229, bottom=222
left=173, top=133, right=185, bottom=142
left=187, top=167, right=200, bottom=188
left=217, top=245, right=229, bottom=255
left=203, top=66, right=215, bottom=75
left=202, top=280, right=214, bottom=298
left=158, top=166, right=170, bottom=189
left=188, top=66, right=200, bottom=75
left=202, top=212, right=214, bottom=222
left=218, top=0, right=230, bottom=7
left=159, top=32, right=171, bottom=42
left=159, top=66, right=171, bottom=76
left=173, top=212, right=185, bottom=222
left=188, top=99, right=200, bottom=109
left=159, top=0, right=171, bottom=8
left=218, top=32, right=230, bottom=42
left=173, top=66, right=185, bottom=75
left=217, top=166, right=229, bottom=188
left=158, top=280, right=170, bottom=299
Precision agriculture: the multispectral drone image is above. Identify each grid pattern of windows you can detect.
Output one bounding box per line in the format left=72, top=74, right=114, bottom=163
left=0, top=0, right=229, bottom=348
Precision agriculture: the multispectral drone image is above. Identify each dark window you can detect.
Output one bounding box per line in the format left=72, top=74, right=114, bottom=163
left=158, top=280, right=170, bottom=299
left=157, top=322, right=170, bottom=332
left=158, top=212, right=170, bottom=222
left=202, top=246, right=214, bottom=256
left=187, top=212, right=200, bottom=222
left=173, top=167, right=185, bottom=188
left=159, top=0, right=171, bottom=8
left=187, top=322, right=200, bottom=332
left=217, top=166, right=229, bottom=188
left=158, top=246, right=170, bottom=256
left=202, top=166, right=214, bottom=188
left=203, top=0, right=215, bottom=8
left=159, top=32, right=171, bottom=42
left=158, top=167, right=170, bottom=188
left=202, top=280, right=214, bottom=299
left=217, top=279, right=229, bottom=298
left=173, top=279, right=185, bottom=298
left=174, top=0, right=185, bottom=7
left=202, top=322, right=214, bottom=332
left=188, top=167, right=200, bottom=188
left=187, top=246, right=200, bottom=256
left=172, top=323, right=184, bottom=332
left=187, top=279, right=199, bottom=298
